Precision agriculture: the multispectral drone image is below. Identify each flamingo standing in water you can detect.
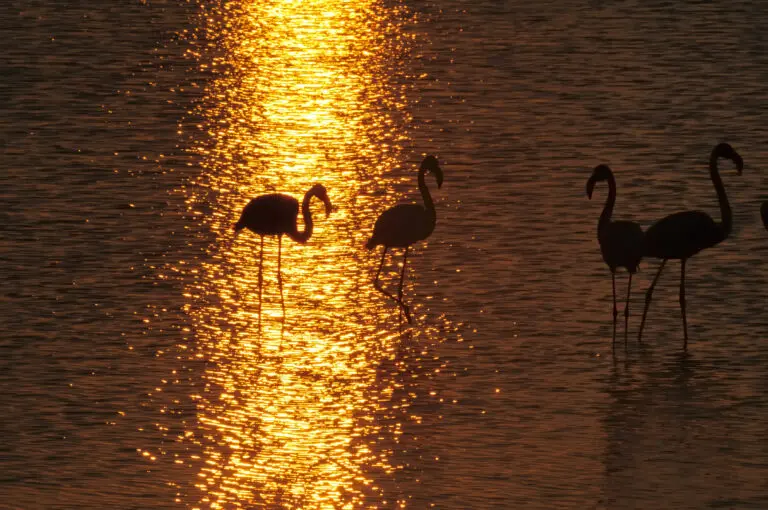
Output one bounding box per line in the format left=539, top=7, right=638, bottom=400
left=587, top=164, right=645, bottom=347
left=637, top=143, right=743, bottom=349
left=366, top=155, right=443, bottom=323
left=234, top=184, right=332, bottom=322
left=761, top=201, right=768, bottom=230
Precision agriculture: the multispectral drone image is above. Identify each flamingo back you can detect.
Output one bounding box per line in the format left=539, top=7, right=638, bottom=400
left=644, top=210, right=722, bottom=260
left=367, top=204, right=433, bottom=249
left=599, top=220, right=644, bottom=273
left=236, top=194, right=299, bottom=236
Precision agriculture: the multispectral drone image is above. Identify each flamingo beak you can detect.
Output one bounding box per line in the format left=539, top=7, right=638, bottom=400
left=435, top=166, right=444, bottom=189
left=733, top=154, right=744, bottom=175
left=323, top=196, right=333, bottom=217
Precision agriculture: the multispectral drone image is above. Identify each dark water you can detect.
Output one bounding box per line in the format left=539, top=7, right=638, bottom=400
left=2, top=0, right=767, bottom=508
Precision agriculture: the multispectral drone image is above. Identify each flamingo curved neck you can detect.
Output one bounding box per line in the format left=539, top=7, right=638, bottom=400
left=291, top=190, right=317, bottom=244
left=418, top=167, right=437, bottom=229
left=710, top=151, right=732, bottom=240
left=598, top=174, right=616, bottom=234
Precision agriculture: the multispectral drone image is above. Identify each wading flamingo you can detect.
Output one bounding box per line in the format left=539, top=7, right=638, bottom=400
left=234, top=184, right=332, bottom=322
left=587, top=164, right=645, bottom=347
left=366, top=155, right=443, bottom=324
left=637, top=143, right=743, bottom=349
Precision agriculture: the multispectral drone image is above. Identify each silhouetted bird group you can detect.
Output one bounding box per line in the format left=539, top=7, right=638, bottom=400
left=234, top=156, right=442, bottom=325
left=232, top=144, right=762, bottom=347
left=588, top=143, right=753, bottom=350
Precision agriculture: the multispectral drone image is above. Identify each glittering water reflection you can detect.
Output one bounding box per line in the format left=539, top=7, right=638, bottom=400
left=182, top=1, right=431, bottom=507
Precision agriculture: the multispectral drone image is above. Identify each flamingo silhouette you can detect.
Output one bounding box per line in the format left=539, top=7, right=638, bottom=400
left=761, top=201, right=768, bottom=230
left=637, top=143, right=743, bottom=349
left=234, top=184, right=332, bottom=322
left=587, top=164, right=645, bottom=347
left=366, top=155, right=443, bottom=324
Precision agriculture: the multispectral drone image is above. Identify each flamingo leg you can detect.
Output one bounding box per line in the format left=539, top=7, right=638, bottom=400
left=258, top=235, right=264, bottom=331
left=637, top=259, right=666, bottom=342
left=611, top=271, right=617, bottom=348
left=680, top=258, right=688, bottom=350
left=398, top=247, right=412, bottom=324
left=374, top=247, right=393, bottom=299
left=278, top=235, right=285, bottom=318
left=624, top=273, right=633, bottom=346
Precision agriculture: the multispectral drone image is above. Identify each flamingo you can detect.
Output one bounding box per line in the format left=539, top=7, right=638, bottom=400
left=234, top=184, right=332, bottom=321
left=366, top=155, right=443, bottom=323
left=637, top=143, right=743, bottom=349
left=587, top=164, right=645, bottom=347
left=761, top=201, right=768, bottom=230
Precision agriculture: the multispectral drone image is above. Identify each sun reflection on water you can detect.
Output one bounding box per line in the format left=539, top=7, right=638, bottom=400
left=182, top=0, right=424, bottom=507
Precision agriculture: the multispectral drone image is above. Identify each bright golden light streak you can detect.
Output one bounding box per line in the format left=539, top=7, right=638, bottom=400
left=181, top=0, right=419, bottom=507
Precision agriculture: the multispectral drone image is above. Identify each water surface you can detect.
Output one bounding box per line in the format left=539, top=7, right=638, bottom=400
left=1, top=0, right=767, bottom=508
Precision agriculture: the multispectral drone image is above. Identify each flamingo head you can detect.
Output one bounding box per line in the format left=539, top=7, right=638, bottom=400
left=586, top=164, right=612, bottom=199
left=420, top=155, right=443, bottom=189
left=714, top=143, right=743, bottom=175
left=309, top=183, right=333, bottom=217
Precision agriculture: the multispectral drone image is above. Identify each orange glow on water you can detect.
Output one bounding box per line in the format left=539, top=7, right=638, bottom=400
left=182, top=1, right=419, bottom=507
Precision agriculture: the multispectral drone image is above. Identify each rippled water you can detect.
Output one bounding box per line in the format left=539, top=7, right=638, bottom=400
left=2, top=0, right=767, bottom=508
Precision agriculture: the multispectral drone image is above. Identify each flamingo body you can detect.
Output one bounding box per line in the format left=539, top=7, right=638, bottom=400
left=236, top=194, right=301, bottom=237
left=644, top=210, right=721, bottom=260
left=599, top=220, right=644, bottom=273
left=587, top=164, right=644, bottom=345
left=367, top=203, right=434, bottom=249
left=234, top=184, right=332, bottom=325
left=367, top=155, right=443, bottom=323
left=637, top=143, right=743, bottom=349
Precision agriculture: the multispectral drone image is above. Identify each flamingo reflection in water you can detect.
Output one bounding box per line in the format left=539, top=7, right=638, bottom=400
left=234, top=184, right=332, bottom=326
left=366, top=155, right=443, bottom=324
left=586, top=164, right=645, bottom=347
left=637, top=143, right=743, bottom=349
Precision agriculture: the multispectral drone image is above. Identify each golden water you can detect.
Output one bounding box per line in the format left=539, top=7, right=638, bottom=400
left=183, top=2, right=432, bottom=507
left=3, top=1, right=768, bottom=509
